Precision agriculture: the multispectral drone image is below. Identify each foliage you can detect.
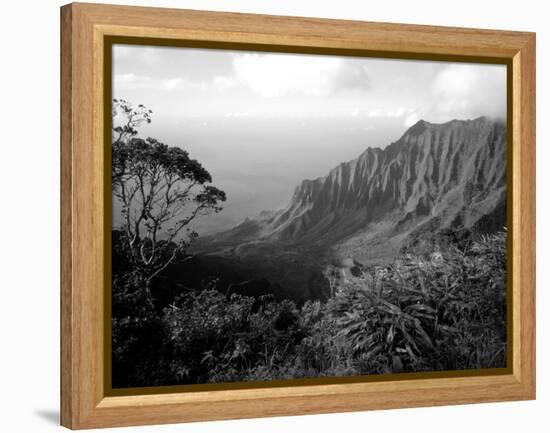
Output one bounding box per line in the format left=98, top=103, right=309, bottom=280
left=112, top=230, right=507, bottom=387
left=110, top=101, right=506, bottom=386
left=328, top=230, right=506, bottom=374
left=112, top=99, right=226, bottom=298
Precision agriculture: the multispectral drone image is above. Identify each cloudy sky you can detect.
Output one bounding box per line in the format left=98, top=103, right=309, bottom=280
left=113, top=44, right=506, bottom=234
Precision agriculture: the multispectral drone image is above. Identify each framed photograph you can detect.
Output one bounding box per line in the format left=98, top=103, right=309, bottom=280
left=60, top=3, right=535, bottom=429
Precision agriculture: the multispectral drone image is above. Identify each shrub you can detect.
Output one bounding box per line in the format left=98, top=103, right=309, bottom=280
left=327, top=231, right=507, bottom=373
left=112, top=231, right=507, bottom=386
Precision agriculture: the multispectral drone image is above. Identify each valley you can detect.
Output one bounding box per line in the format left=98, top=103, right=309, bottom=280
left=192, top=116, right=507, bottom=301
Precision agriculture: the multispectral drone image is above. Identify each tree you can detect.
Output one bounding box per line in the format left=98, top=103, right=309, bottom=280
left=112, top=99, right=226, bottom=298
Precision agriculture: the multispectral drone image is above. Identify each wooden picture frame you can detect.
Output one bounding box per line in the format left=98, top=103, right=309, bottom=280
left=60, top=2, right=536, bottom=429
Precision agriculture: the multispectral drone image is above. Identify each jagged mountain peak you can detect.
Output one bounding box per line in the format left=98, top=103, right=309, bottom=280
left=201, top=117, right=506, bottom=260
left=269, top=117, right=506, bottom=243
left=403, top=119, right=429, bottom=136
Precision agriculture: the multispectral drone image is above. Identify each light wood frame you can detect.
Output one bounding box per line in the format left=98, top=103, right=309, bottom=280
left=61, top=2, right=536, bottom=429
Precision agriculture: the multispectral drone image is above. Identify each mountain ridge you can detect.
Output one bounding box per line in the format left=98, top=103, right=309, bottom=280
left=195, top=116, right=506, bottom=266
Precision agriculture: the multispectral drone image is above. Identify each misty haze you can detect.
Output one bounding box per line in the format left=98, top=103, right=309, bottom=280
left=111, top=44, right=508, bottom=388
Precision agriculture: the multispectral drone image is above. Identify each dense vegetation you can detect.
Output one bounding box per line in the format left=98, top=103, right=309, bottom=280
left=111, top=100, right=507, bottom=388
left=112, top=229, right=507, bottom=387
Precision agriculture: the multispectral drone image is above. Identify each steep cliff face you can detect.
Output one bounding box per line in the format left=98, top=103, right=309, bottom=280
left=262, top=117, right=506, bottom=245
left=198, top=117, right=506, bottom=262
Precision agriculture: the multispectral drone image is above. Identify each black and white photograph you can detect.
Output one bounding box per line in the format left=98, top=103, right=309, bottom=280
left=110, top=44, right=508, bottom=388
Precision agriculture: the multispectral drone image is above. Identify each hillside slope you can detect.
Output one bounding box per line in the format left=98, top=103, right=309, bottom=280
left=199, top=117, right=506, bottom=259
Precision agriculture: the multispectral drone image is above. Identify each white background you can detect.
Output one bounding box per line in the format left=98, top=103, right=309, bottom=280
left=0, top=0, right=546, bottom=431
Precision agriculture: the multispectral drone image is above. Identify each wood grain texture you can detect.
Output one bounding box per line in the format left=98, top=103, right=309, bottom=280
left=60, top=2, right=536, bottom=429
left=60, top=4, right=73, bottom=429
left=513, top=33, right=536, bottom=395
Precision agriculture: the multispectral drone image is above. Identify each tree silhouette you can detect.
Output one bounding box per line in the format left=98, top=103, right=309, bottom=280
left=112, top=99, right=226, bottom=297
